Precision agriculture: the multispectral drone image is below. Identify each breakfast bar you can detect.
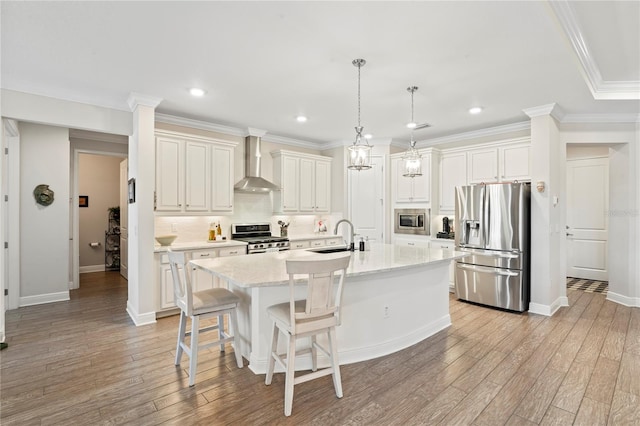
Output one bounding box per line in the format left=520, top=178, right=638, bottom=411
left=191, top=243, right=467, bottom=374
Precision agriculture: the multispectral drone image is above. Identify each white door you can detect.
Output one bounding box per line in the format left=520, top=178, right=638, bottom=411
left=349, top=155, right=384, bottom=242
left=566, top=157, right=608, bottom=281
left=119, top=159, right=128, bottom=280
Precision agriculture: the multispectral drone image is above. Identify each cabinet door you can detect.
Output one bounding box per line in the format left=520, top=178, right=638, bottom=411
left=468, top=148, right=498, bottom=184
left=411, top=154, right=431, bottom=202
left=314, top=160, right=331, bottom=212
left=185, top=141, right=210, bottom=211
left=211, top=145, right=234, bottom=211
left=160, top=264, right=176, bottom=309
left=299, top=158, right=315, bottom=212
left=155, top=137, right=183, bottom=211
left=440, top=153, right=467, bottom=212
left=190, top=250, right=216, bottom=291
left=500, top=145, right=531, bottom=181
left=281, top=156, right=299, bottom=212
left=392, top=158, right=414, bottom=202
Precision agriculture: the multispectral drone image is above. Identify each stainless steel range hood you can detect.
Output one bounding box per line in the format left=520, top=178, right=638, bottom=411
left=234, top=135, right=280, bottom=193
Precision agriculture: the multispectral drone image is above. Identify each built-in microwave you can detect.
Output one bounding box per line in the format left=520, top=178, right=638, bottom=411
left=394, top=208, right=430, bottom=235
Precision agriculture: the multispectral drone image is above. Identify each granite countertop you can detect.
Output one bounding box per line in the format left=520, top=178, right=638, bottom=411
left=154, top=240, right=247, bottom=253
left=191, top=243, right=467, bottom=288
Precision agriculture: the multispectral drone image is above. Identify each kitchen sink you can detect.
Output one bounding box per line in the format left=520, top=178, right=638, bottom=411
left=307, top=246, right=351, bottom=254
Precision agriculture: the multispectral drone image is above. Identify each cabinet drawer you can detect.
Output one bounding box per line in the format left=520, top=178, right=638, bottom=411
left=310, top=239, right=326, bottom=247
left=431, top=240, right=455, bottom=250
left=159, top=253, right=169, bottom=264
left=290, top=240, right=311, bottom=250
left=190, top=250, right=217, bottom=260
left=325, top=238, right=341, bottom=246
left=219, top=246, right=245, bottom=257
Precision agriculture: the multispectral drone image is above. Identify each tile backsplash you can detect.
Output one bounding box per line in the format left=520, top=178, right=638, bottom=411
left=155, top=193, right=342, bottom=243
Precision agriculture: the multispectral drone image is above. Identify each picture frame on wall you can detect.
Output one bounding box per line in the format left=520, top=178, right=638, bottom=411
left=79, top=195, right=89, bottom=207
left=128, top=178, right=136, bottom=203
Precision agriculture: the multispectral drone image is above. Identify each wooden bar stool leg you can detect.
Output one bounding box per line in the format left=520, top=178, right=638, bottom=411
left=265, top=322, right=278, bottom=385
left=311, top=335, right=318, bottom=372
left=217, top=314, right=225, bottom=352
left=188, top=316, right=200, bottom=387
left=328, top=327, right=343, bottom=398
left=284, top=334, right=297, bottom=416
left=230, top=308, right=243, bottom=368
left=175, top=311, right=187, bottom=365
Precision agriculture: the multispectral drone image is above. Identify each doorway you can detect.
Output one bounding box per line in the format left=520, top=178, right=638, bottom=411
left=348, top=155, right=385, bottom=243
left=565, top=148, right=609, bottom=282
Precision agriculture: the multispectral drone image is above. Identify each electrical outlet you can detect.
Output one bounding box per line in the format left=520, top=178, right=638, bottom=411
left=171, top=223, right=178, bottom=232
left=383, top=305, right=390, bottom=319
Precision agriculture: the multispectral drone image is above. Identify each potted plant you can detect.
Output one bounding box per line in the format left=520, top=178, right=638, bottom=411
left=108, top=206, right=120, bottom=221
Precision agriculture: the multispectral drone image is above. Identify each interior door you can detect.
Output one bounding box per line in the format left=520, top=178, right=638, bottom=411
left=566, top=157, right=608, bottom=281
left=348, top=155, right=384, bottom=243
left=119, top=159, right=128, bottom=279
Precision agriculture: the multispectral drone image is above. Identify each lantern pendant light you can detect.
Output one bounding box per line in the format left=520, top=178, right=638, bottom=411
left=402, top=86, right=422, bottom=177
left=347, top=59, right=372, bottom=171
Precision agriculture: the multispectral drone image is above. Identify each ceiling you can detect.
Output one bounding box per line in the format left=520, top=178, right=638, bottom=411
left=2, top=1, right=639, bottom=146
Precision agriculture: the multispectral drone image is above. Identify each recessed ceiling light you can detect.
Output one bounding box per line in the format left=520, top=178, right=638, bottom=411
left=469, top=106, right=483, bottom=114
left=296, top=115, right=307, bottom=123
left=190, top=88, right=206, bottom=97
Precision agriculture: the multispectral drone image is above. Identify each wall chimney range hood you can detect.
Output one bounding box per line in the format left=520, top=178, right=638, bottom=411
left=234, top=132, right=280, bottom=193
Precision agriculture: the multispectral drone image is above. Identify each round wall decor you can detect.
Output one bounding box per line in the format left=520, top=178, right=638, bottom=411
left=33, top=184, right=55, bottom=206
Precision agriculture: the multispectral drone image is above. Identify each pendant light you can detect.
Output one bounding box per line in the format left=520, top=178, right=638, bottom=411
left=402, top=86, right=422, bottom=177
left=347, top=59, right=372, bottom=171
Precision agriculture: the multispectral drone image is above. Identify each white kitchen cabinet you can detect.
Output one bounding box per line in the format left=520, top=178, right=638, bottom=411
left=500, top=144, right=531, bottom=181
left=430, top=238, right=456, bottom=291
left=272, top=150, right=332, bottom=214
left=392, top=235, right=430, bottom=248
left=467, top=143, right=531, bottom=184
left=155, top=136, right=183, bottom=212
left=184, top=141, right=210, bottom=212
left=155, top=130, right=237, bottom=215
left=211, top=145, right=234, bottom=212
left=289, top=236, right=343, bottom=250
left=439, top=152, right=467, bottom=212
left=391, top=154, right=431, bottom=204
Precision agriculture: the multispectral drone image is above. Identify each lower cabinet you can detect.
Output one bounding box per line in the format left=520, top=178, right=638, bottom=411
left=430, top=239, right=456, bottom=291
left=290, top=236, right=343, bottom=250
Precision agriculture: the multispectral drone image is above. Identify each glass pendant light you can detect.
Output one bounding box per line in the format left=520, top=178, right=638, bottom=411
left=347, top=59, right=372, bottom=171
left=402, top=86, right=422, bottom=177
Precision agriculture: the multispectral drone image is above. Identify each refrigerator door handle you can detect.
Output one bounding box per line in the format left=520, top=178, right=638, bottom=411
left=457, top=263, right=520, bottom=277
left=459, top=247, right=520, bottom=259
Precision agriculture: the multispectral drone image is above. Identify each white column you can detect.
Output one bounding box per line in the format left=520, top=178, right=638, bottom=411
left=524, top=104, right=568, bottom=315
left=126, top=93, right=162, bottom=325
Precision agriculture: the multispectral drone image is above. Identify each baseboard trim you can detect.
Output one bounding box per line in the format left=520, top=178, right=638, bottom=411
left=529, top=295, right=567, bottom=317
left=126, top=301, right=157, bottom=326
left=20, top=291, right=70, bottom=307
left=607, top=291, right=640, bottom=308
left=79, top=265, right=106, bottom=274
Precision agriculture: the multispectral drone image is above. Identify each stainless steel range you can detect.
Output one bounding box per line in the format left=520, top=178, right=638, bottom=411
left=231, top=223, right=290, bottom=254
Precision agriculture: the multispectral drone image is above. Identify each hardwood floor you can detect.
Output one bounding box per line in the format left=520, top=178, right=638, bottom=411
left=1, top=272, right=639, bottom=425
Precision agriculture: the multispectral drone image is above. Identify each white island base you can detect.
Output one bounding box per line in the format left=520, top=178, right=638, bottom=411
left=191, top=244, right=465, bottom=375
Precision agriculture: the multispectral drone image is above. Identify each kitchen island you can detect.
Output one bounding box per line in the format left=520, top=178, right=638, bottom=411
left=191, top=243, right=467, bottom=374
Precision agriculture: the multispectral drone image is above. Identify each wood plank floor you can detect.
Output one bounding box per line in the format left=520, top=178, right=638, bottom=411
left=1, top=271, right=639, bottom=425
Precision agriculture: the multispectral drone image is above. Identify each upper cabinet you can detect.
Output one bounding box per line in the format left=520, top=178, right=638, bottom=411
left=271, top=150, right=332, bottom=214
left=391, top=153, right=431, bottom=204
left=439, top=152, right=467, bottom=212
left=467, top=143, right=531, bottom=184
left=155, top=130, right=237, bottom=214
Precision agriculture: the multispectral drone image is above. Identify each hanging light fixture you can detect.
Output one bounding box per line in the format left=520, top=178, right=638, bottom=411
left=347, top=59, right=372, bottom=171
left=402, top=86, right=422, bottom=177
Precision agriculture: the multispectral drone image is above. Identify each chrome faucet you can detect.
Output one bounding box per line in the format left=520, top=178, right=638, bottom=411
left=334, top=219, right=356, bottom=251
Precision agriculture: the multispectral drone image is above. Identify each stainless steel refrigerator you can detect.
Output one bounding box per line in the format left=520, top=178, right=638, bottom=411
left=454, top=182, right=531, bottom=312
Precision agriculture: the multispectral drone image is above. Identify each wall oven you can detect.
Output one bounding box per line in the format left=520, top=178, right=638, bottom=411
left=394, top=208, right=430, bottom=235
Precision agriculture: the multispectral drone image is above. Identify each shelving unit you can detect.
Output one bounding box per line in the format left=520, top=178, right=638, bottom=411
left=105, top=208, right=120, bottom=271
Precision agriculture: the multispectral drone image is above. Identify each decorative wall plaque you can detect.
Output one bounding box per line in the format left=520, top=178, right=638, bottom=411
left=33, top=184, right=55, bottom=206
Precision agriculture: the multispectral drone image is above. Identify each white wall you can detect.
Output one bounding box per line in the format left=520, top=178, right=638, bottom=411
left=19, top=123, right=70, bottom=304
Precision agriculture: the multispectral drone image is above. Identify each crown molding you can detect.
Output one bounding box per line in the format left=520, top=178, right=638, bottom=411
left=418, top=121, right=531, bottom=147
left=127, top=92, right=162, bottom=111
left=548, top=0, right=640, bottom=100
left=561, top=113, right=640, bottom=124
left=3, top=118, right=20, bottom=137
left=523, top=103, right=565, bottom=121
left=155, top=113, right=246, bottom=137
